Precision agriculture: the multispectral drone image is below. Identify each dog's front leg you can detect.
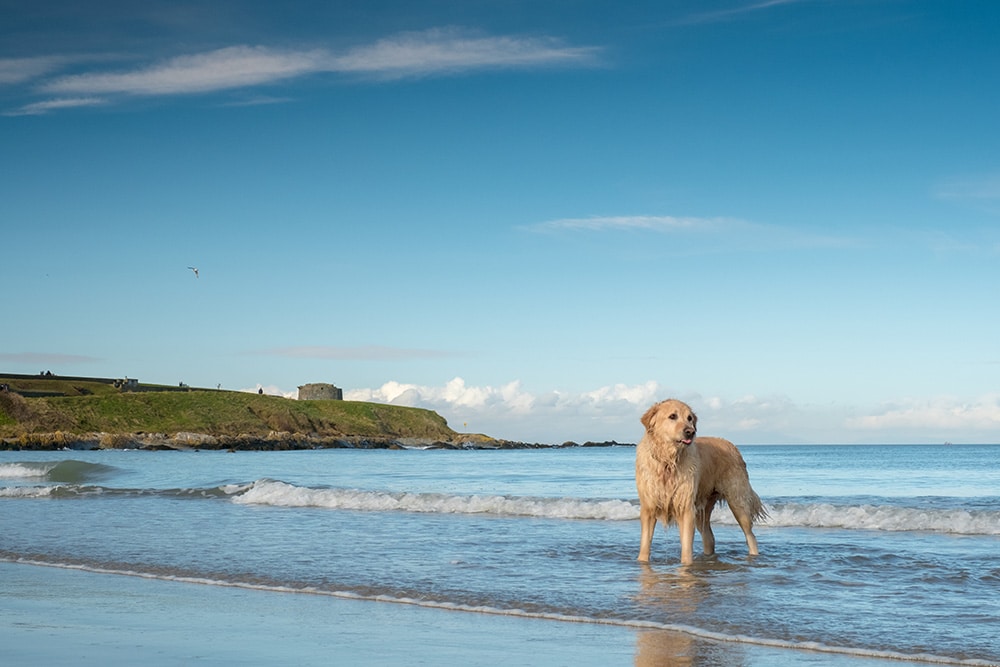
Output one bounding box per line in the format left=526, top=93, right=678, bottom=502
left=678, top=511, right=696, bottom=565
left=637, top=505, right=657, bottom=562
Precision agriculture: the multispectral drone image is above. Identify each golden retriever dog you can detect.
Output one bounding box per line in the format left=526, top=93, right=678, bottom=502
left=635, top=399, right=766, bottom=564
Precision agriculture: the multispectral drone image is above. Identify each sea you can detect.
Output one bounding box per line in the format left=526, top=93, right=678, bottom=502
left=1, top=444, right=998, bottom=666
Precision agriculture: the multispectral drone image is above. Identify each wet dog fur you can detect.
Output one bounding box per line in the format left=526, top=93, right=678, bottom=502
left=635, top=399, right=766, bottom=563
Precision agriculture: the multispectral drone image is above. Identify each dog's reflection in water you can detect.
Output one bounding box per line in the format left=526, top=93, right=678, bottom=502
left=633, top=563, right=750, bottom=667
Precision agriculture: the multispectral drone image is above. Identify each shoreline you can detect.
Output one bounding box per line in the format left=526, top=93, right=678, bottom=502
left=0, top=560, right=948, bottom=667
left=0, top=431, right=632, bottom=451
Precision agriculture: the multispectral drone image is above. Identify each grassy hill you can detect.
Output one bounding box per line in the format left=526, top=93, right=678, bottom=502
left=0, top=375, right=477, bottom=449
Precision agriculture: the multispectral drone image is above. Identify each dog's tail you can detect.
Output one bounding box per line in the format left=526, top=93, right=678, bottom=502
left=728, top=482, right=768, bottom=524
left=748, top=487, right=768, bottom=523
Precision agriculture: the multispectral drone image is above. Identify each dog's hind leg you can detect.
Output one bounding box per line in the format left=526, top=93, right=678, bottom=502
left=730, top=503, right=760, bottom=556
left=698, top=498, right=717, bottom=556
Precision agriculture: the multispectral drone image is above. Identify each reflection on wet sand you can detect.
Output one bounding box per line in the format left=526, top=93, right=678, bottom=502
left=633, top=563, right=750, bottom=667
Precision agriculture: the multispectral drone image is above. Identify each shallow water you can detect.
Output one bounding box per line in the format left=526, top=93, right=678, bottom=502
left=2, top=445, right=998, bottom=665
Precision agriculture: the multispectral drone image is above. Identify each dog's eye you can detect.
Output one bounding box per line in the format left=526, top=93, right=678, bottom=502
left=668, top=413, right=678, bottom=420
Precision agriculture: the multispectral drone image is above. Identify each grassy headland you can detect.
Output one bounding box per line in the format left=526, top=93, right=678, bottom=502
left=0, top=375, right=504, bottom=450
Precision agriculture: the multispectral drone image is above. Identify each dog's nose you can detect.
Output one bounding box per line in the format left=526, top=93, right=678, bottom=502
left=684, top=427, right=695, bottom=439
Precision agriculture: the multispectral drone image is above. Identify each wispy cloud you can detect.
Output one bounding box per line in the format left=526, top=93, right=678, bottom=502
left=218, top=95, right=295, bottom=108
left=0, top=352, right=101, bottom=366
left=4, top=96, right=106, bottom=116
left=528, top=215, right=734, bottom=233
left=255, top=345, right=456, bottom=361
left=40, top=46, right=330, bottom=96
left=11, top=28, right=598, bottom=114
left=329, top=28, right=599, bottom=79
left=1, top=53, right=131, bottom=87
left=934, top=172, right=1000, bottom=215
left=525, top=214, right=857, bottom=251
left=674, top=0, right=809, bottom=26
left=1, top=55, right=86, bottom=85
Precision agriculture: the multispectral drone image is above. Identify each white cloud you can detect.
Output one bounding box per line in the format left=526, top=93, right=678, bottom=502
left=349, top=378, right=676, bottom=443
left=4, top=96, right=105, bottom=116
left=349, top=377, right=533, bottom=411
left=341, top=379, right=1000, bottom=444
left=329, top=28, right=598, bottom=78
left=30, top=29, right=598, bottom=102
left=41, top=46, right=329, bottom=96
left=847, top=395, right=1000, bottom=433
left=581, top=381, right=661, bottom=405
left=240, top=384, right=298, bottom=399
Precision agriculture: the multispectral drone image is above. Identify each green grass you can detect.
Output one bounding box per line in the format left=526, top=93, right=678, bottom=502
left=0, top=378, right=458, bottom=442
left=1, top=376, right=122, bottom=397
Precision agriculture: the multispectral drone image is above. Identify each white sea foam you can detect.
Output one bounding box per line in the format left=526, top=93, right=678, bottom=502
left=762, top=502, right=1000, bottom=536
left=231, top=480, right=639, bottom=520
left=229, top=481, right=1000, bottom=535
left=227, top=480, right=1000, bottom=535
left=0, top=462, right=54, bottom=480
left=0, top=485, right=57, bottom=498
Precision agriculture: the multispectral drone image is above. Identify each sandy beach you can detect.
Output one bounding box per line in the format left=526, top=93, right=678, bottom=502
left=1, top=561, right=945, bottom=667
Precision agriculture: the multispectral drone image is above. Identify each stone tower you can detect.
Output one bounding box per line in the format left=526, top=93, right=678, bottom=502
left=297, top=383, right=344, bottom=400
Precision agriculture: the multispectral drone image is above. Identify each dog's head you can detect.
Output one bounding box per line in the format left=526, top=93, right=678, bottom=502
left=641, top=399, right=697, bottom=449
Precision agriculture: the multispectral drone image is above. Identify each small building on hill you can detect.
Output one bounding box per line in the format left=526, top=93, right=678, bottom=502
left=297, top=382, right=343, bottom=400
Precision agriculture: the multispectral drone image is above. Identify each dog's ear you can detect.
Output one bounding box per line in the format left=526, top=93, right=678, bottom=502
left=640, top=402, right=661, bottom=432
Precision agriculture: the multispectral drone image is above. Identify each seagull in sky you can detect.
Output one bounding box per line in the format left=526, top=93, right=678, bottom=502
left=188, top=266, right=199, bottom=278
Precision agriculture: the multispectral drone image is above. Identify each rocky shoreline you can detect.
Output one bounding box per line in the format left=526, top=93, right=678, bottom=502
left=1, top=431, right=634, bottom=451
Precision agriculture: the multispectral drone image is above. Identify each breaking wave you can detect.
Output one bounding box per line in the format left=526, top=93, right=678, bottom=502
left=0, top=460, right=116, bottom=484
left=229, top=480, right=1000, bottom=535
left=230, top=480, right=639, bottom=520
left=764, top=501, right=1000, bottom=536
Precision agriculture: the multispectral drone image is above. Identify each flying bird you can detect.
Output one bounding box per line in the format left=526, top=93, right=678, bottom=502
left=188, top=266, right=199, bottom=278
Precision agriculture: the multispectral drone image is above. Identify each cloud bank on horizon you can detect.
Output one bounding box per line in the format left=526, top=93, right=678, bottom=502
left=341, top=378, right=1000, bottom=445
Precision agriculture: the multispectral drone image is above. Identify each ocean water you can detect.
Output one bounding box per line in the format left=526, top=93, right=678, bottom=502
left=1, top=444, right=998, bottom=665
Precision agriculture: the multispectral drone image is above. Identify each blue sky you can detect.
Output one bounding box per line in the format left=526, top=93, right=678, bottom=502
left=2, top=0, right=998, bottom=444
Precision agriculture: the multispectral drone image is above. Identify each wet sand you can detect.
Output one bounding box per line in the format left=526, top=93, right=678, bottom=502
left=0, top=561, right=941, bottom=667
